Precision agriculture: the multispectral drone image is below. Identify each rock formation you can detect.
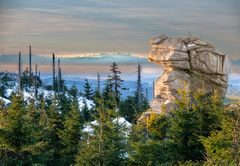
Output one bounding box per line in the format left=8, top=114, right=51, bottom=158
left=149, top=35, right=230, bottom=112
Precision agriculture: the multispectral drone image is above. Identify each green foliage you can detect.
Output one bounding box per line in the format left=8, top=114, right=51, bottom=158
left=21, top=68, right=32, bottom=89
left=129, top=122, right=171, bottom=166
left=40, top=96, right=64, bottom=165
left=119, top=96, right=136, bottom=123
left=69, top=85, right=79, bottom=102
left=129, top=89, right=224, bottom=165
left=57, top=93, right=71, bottom=116
left=201, top=102, right=240, bottom=165
left=0, top=93, right=48, bottom=165
left=83, top=79, right=94, bottom=100
left=103, top=82, right=117, bottom=109
left=2, top=64, right=238, bottom=166
left=81, top=98, right=92, bottom=122
left=0, top=72, right=14, bottom=97
left=75, top=96, right=129, bottom=166
left=58, top=102, right=82, bottom=165
left=129, top=140, right=165, bottom=166
left=120, top=94, right=149, bottom=123
left=165, top=89, right=223, bottom=162
left=147, top=113, right=170, bottom=140
left=106, top=62, right=123, bottom=107
left=119, top=63, right=149, bottom=123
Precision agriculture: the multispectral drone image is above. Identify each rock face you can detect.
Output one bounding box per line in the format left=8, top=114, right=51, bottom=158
left=149, top=35, right=230, bottom=112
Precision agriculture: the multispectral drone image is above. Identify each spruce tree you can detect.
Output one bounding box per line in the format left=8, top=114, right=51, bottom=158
left=201, top=102, right=240, bottom=165
left=81, top=98, right=91, bottom=122
left=21, top=68, right=30, bottom=90
left=58, top=101, right=82, bottom=165
left=129, top=89, right=224, bottom=165
left=103, top=82, right=116, bottom=109
left=119, top=64, right=149, bottom=123
left=0, top=93, right=47, bottom=165
left=26, top=98, right=49, bottom=164
left=119, top=96, right=137, bottom=123
left=83, top=79, right=93, bottom=100
left=57, top=93, right=71, bottom=116
left=69, top=85, right=79, bottom=102
left=106, top=62, right=123, bottom=107
left=41, top=96, right=63, bottom=165
left=128, top=113, right=170, bottom=165
left=75, top=96, right=129, bottom=166
left=0, top=72, right=14, bottom=96
left=164, top=89, right=223, bottom=162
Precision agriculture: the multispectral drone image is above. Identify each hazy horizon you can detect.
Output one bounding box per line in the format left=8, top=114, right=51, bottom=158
left=0, top=53, right=162, bottom=77
left=0, top=53, right=240, bottom=75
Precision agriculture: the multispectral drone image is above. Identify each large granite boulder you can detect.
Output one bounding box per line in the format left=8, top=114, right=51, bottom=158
left=149, top=35, right=230, bottom=112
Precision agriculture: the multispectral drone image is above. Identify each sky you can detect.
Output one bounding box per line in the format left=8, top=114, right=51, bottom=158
left=0, top=0, right=240, bottom=59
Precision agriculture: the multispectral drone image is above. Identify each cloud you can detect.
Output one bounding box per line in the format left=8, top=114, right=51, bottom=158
left=0, top=0, right=239, bottom=59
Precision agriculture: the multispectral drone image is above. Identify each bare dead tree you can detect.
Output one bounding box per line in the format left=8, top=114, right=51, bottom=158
left=97, top=72, right=100, bottom=91
left=18, top=51, right=22, bottom=91
left=29, top=45, right=32, bottom=77
left=52, top=53, right=56, bottom=90
left=136, top=63, right=142, bottom=112
left=57, top=59, right=61, bottom=93
left=34, top=64, right=38, bottom=100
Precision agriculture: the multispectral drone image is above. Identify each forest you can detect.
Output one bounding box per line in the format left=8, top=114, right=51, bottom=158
left=0, top=61, right=240, bottom=166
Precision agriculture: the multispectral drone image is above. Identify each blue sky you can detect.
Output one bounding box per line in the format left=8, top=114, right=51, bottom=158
left=0, top=0, right=239, bottom=59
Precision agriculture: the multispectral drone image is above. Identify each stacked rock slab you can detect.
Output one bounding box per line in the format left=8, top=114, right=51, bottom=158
left=149, top=35, right=230, bottom=112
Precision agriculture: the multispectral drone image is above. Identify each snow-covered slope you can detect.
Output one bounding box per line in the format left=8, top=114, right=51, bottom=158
left=83, top=117, right=132, bottom=135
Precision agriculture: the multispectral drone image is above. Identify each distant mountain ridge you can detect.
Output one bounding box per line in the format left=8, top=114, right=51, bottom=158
left=0, top=53, right=147, bottom=65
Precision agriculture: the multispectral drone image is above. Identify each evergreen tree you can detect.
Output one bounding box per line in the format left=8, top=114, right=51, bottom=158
left=106, top=62, right=123, bottom=107
left=0, top=93, right=47, bottom=165
left=69, top=85, right=79, bottom=102
left=128, top=114, right=171, bottom=165
left=75, top=96, right=129, bottom=166
left=0, top=72, right=14, bottom=97
left=26, top=99, right=50, bottom=164
left=90, top=89, right=103, bottom=120
left=41, top=96, right=63, bottom=165
left=83, top=79, right=94, bottom=100
left=57, top=93, right=71, bottom=116
left=21, top=68, right=31, bottom=90
left=129, top=138, right=169, bottom=166
left=201, top=102, right=240, bottom=165
left=119, top=64, right=149, bottom=123
left=81, top=98, right=91, bottom=122
left=102, top=82, right=116, bottom=109
left=1, top=62, right=237, bottom=165
left=129, top=89, right=224, bottom=165
left=58, top=101, right=82, bottom=165
left=165, top=89, right=223, bottom=162
left=119, top=96, right=137, bottom=123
